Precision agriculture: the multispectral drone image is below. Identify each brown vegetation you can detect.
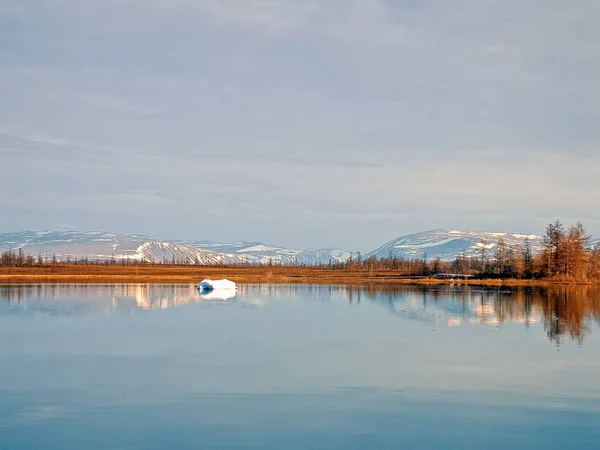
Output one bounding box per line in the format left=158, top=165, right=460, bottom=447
left=0, top=264, right=593, bottom=286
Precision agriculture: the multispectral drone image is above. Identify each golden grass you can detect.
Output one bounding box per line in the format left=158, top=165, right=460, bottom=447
left=0, top=265, right=591, bottom=286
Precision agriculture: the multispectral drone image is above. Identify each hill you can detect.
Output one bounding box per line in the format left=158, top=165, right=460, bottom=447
left=365, top=229, right=544, bottom=262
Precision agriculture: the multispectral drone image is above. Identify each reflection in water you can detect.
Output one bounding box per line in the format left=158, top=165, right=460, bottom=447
left=354, top=284, right=600, bottom=345
left=0, top=284, right=198, bottom=313
left=2, top=283, right=600, bottom=450
left=1, top=283, right=599, bottom=344
left=197, top=286, right=237, bottom=301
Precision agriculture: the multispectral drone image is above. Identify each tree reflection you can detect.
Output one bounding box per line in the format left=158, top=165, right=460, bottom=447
left=345, top=284, right=600, bottom=345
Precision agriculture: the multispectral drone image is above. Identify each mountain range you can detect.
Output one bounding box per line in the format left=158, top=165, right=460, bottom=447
left=0, top=231, right=354, bottom=265
left=1, top=228, right=590, bottom=265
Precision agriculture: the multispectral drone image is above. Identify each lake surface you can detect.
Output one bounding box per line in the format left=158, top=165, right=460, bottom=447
left=1, top=283, right=599, bottom=449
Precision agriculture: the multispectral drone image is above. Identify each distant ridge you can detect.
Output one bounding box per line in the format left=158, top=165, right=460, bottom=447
left=0, top=231, right=354, bottom=265
left=365, top=229, right=545, bottom=262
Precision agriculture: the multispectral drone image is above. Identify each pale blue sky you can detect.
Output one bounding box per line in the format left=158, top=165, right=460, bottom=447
left=1, top=0, right=599, bottom=251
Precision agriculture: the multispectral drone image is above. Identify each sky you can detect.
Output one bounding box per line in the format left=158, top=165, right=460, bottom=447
left=1, top=0, right=599, bottom=252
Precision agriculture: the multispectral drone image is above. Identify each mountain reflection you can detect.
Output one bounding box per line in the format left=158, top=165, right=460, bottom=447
left=0, top=283, right=599, bottom=344
left=0, top=284, right=210, bottom=313
left=353, top=285, right=600, bottom=345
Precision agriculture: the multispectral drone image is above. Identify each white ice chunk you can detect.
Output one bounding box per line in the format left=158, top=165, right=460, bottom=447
left=197, top=279, right=237, bottom=291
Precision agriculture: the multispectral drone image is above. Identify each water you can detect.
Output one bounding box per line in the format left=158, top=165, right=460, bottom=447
left=1, top=283, right=599, bottom=449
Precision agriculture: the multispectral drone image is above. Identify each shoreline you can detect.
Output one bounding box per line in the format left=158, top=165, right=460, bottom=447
left=0, top=265, right=594, bottom=287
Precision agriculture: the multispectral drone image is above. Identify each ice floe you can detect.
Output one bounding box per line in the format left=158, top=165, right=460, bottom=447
left=197, top=279, right=237, bottom=291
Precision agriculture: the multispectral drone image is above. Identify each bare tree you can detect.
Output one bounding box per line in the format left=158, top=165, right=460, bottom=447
left=588, top=244, right=600, bottom=282
left=564, top=222, right=590, bottom=281
left=495, top=238, right=508, bottom=276
left=543, top=219, right=565, bottom=276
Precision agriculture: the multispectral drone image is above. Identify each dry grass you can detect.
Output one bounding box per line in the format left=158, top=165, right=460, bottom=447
left=0, top=265, right=591, bottom=286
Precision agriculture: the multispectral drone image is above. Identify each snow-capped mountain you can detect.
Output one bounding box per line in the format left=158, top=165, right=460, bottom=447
left=365, top=229, right=545, bottom=262
left=0, top=231, right=353, bottom=265
left=0, top=231, right=150, bottom=261
left=183, top=240, right=354, bottom=265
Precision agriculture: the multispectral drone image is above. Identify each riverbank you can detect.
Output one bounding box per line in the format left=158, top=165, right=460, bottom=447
left=0, top=265, right=592, bottom=286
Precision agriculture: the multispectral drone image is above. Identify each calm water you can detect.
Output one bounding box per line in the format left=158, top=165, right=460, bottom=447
left=1, top=284, right=599, bottom=449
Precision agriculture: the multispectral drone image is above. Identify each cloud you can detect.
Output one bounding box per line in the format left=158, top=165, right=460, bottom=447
left=0, top=0, right=599, bottom=248
left=196, top=0, right=303, bottom=30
